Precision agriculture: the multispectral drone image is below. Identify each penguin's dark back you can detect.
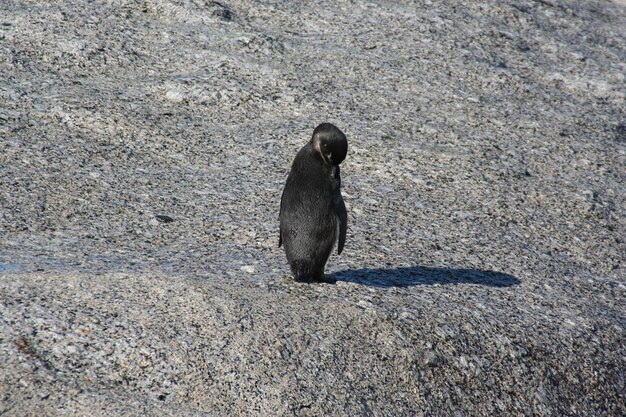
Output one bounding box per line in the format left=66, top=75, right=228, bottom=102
left=281, top=144, right=334, bottom=219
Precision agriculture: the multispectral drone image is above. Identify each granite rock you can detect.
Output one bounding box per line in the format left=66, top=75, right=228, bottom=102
left=1, top=0, right=625, bottom=415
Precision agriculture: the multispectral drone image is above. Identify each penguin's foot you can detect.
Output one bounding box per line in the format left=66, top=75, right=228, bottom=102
left=314, top=275, right=337, bottom=284
left=293, top=276, right=316, bottom=283
left=292, top=274, right=335, bottom=284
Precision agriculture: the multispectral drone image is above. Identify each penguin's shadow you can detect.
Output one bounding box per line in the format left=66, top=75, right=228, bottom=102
left=330, top=266, right=520, bottom=288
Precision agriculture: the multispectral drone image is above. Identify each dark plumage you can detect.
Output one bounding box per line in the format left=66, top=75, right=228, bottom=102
left=279, top=123, right=348, bottom=282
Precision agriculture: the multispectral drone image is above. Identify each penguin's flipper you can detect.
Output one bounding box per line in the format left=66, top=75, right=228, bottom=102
left=336, top=194, right=347, bottom=255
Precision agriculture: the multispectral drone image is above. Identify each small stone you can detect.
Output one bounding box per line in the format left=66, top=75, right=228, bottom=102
left=155, top=215, right=174, bottom=223
left=165, top=89, right=185, bottom=103
left=424, top=351, right=442, bottom=367
left=240, top=265, right=256, bottom=274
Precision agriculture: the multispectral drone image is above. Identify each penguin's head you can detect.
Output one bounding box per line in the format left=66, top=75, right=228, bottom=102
left=311, top=123, right=348, bottom=165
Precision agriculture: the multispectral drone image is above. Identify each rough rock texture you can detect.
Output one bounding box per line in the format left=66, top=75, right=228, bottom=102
left=1, top=0, right=625, bottom=415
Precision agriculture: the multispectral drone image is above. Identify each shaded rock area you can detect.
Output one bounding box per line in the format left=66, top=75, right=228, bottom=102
left=1, top=0, right=624, bottom=415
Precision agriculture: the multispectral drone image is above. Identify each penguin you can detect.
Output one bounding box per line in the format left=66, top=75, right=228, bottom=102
left=279, top=123, right=348, bottom=283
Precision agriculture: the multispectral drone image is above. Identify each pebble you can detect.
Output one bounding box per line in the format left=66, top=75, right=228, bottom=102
left=165, top=89, right=185, bottom=103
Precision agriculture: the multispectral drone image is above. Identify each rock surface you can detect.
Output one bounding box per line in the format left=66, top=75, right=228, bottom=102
left=1, top=0, right=625, bottom=415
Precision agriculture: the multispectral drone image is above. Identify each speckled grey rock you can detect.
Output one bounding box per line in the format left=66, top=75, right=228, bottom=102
left=1, top=0, right=625, bottom=415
